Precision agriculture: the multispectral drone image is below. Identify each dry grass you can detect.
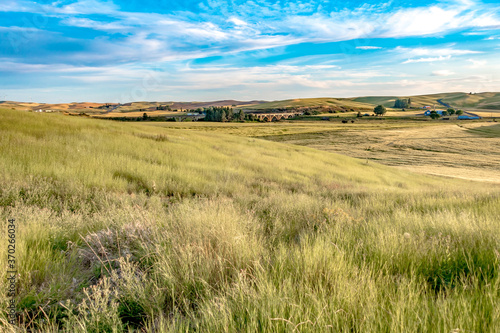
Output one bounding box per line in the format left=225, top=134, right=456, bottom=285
left=146, top=119, right=500, bottom=183
left=1, top=108, right=499, bottom=332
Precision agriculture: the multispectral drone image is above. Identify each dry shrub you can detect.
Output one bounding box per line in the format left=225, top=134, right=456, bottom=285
left=74, top=221, right=154, bottom=269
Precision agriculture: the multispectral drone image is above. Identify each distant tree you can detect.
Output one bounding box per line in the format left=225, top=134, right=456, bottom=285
left=357, top=111, right=362, bottom=118
left=226, top=107, right=234, bottom=121
left=447, top=108, right=455, bottom=115
left=374, top=105, right=387, bottom=116
left=214, top=110, right=222, bottom=122
left=237, top=110, right=245, bottom=121
left=142, top=113, right=148, bottom=120
left=442, top=110, right=449, bottom=116
left=394, top=99, right=409, bottom=109
left=456, top=109, right=464, bottom=116
left=430, top=111, right=440, bottom=119
left=408, top=98, right=412, bottom=107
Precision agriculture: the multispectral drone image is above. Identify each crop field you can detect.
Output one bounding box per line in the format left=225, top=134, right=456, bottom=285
left=150, top=119, right=500, bottom=183
left=1, top=108, right=500, bottom=332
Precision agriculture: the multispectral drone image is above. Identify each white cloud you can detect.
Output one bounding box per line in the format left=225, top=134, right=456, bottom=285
left=55, top=0, right=118, bottom=15
left=61, top=17, right=129, bottom=31
left=356, top=46, right=382, bottom=50
left=0, top=26, right=41, bottom=32
left=395, top=46, right=481, bottom=57
left=403, top=55, right=452, bottom=64
left=431, top=70, right=455, bottom=76
left=467, top=59, right=487, bottom=68
left=228, top=17, right=248, bottom=26
left=396, top=46, right=481, bottom=64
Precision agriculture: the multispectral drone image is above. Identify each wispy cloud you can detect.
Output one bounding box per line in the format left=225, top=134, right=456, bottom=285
left=397, top=46, right=481, bottom=64
left=356, top=46, right=382, bottom=50
left=395, top=46, right=481, bottom=57
left=467, top=59, right=487, bottom=68
left=432, top=70, right=455, bottom=76
left=403, top=55, right=452, bottom=64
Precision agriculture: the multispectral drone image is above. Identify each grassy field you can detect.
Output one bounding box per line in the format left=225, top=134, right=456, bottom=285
left=241, top=98, right=376, bottom=111
left=147, top=119, right=500, bottom=183
left=1, top=108, right=500, bottom=332
left=4, top=92, right=499, bottom=120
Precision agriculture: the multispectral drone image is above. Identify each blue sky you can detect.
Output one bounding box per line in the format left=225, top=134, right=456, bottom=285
left=0, top=0, right=499, bottom=103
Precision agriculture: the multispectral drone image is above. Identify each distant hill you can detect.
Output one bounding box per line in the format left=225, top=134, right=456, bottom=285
left=116, top=100, right=267, bottom=112
left=0, top=100, right=268, bottom=114
left=2, top=93, right=499, bottom=114
left=352, top=92, right=500, bottom=110
left=241, top=98, right=375, bottom=111
left=241, top=92, right=500, bottom=112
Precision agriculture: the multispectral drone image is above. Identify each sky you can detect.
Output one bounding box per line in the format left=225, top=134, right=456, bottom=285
left=0, top=0, right=499, bottom=103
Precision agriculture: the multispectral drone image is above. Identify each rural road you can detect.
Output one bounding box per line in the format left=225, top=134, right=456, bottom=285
left=436, top=99, right=480, bottom=117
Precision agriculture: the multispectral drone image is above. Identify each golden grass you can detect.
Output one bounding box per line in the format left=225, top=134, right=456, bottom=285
left=92, top=110, right=183, bottom=118
left=1, top=108, right=499, bottom=332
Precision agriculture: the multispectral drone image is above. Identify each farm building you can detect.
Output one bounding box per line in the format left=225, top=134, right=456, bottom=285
left=458, top=115, right=481, bottom=120
left=424, top=110, right=445, bottom=116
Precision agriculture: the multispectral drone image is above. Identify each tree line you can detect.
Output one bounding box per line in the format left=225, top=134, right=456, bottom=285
left=394, top=98, right=411, bottom=108
left=204, top=106, right=245, bottom=122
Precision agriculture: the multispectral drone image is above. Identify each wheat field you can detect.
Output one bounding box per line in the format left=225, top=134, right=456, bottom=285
left=1, top=108, right=499, bottom=332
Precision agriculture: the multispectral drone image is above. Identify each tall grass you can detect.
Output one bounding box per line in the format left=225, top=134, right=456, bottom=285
left=0, top=108, right=499, bottom=332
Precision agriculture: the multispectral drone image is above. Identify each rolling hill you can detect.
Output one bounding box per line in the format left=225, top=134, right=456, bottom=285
left=1, top=107, right=500, bottom=331
left=352, top=92, right=500, bottom=110
left=236, top=92, right=500, bottom=112
left=2, top=92, right=499, bottom=118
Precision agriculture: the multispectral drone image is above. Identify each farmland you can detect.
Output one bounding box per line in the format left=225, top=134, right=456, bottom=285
left=0, top=107, right=499, bottom=332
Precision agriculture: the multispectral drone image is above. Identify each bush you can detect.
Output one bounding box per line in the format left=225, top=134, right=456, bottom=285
left=373, top=105, right=387, bottom=116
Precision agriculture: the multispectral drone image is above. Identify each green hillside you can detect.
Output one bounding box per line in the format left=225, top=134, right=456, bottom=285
left=242, top=97, right=375, bottom=111
left=241, top=92, right=500, bottom=112
left=353, top=92, right=500, bottom=110
left=1, top=108, right=499, bottom=332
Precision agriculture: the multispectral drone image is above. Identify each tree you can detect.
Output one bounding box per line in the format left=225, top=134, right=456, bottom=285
left=442, top=110, right=449, bottom=116
left=142, top=113, right=148, bottom=120
left=237, top=110, right=245, bottom=121
left=456, top=110, right=464, bottom=116
left=447, top=108, right=455, bottom=115
left=430, top=111, right=440, bottom=119
left=374, top=105, right=387, bottom=116
left=394, top=99, right=408, bottom=109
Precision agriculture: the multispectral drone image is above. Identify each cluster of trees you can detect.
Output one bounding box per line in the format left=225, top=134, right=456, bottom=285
left=429, top=108, right=464, bottom=119
left=429, top=111, right=441, bottom=119
left=446, top=108, right=463, bottom=116
left=156, top=105, right=171, bottom=111
left=204, top=107, right=245, bottom=122
left=394, top=98, right=411, bottom=109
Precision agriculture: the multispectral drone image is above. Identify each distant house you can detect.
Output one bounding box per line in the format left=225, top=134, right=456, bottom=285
left=423, top=106, right=432, bottom=109
left=424, top=110, right=444, bottom=116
